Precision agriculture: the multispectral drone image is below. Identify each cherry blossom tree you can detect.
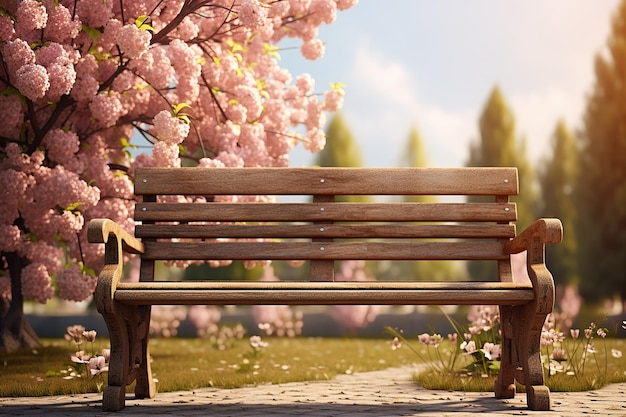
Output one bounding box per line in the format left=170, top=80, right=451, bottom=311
left=0, top=0, right=356, bottom=351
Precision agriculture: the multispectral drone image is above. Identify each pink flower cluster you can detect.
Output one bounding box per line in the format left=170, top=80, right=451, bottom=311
left=1, top=0, right=355, bottom=306
left=330, top=260, right=380, bottom=330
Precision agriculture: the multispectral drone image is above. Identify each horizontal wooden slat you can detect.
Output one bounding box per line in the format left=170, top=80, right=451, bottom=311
left=135, top=224, right=517, bottom=239
left=114, top=281, right=534, bottom=305
left=141, top=241, right=506, bottom=261
left=134, top=167, right=519, bottom=196
left=134, top=202, right=517, bottom=223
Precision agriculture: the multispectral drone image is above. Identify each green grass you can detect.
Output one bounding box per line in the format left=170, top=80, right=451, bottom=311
left=0, top=337, right=419, bottom=397
left=1, top=337, right=625, bottom=397
left=413, top=338, right=626, bottom=392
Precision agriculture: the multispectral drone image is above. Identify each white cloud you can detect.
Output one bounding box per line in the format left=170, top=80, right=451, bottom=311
left=343, top=41, right=475, bottom=167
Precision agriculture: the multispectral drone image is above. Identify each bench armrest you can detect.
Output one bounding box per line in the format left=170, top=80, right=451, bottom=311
left=88, top=218, right=143, bottom=256
left=88, top=219, right=143, bottom=315
left=504, top=218, right=563, bottom=255
left=503, top=218, right=562, bottom=316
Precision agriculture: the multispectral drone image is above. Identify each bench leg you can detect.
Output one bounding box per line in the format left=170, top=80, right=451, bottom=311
left=101, top=303, right=155, bottom=410
left=495, top=305, right=516, bottom=400
left=100, top=303, right=133, bottom=411
left=134, top=305, right=156, bottom=400
left=507, top=302, right=551, bottom=411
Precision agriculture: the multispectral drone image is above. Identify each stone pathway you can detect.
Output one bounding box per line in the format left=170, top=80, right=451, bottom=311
left=1, top=366, right=625, bottom=416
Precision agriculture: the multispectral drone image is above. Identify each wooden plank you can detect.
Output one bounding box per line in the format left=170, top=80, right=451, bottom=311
left=141, top=241, right=507, bottom=261
left=134, top=202, right=517, bottom=223
left=135, top=224, right=517, bottom=239
left=134, top=167, right=519, bottom=196
left=310, top=194, right=335, bottom=282
left=114, top=281, right=534, bottom=305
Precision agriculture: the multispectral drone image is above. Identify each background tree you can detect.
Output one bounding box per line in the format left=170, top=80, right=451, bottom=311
left=314, top=112, right=368, bottom=202
left=0, top=0, right=356, bottom=351
left=378, top=124, right=463, bottom=282
left=577, top=0, right=626, bottom=305
left=465, top=86, right=537, bottom=281
left=538, top=120, right=580, bottom=289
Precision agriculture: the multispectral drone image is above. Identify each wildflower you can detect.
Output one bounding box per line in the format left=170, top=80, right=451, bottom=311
left=597, top=328, right=607, bottom=338
left=418, top=333, right=431, bottom=345
left=549, top=361, right=565, bottom=374
left=70, top=351, right=91, bottom=364
left=570, top=329, right=580, bottom=339
left=460, top=340, right=477, bottom=355
left=622, top=320, right=626, bottom=330
left=550, top=348, right=567, bottom=362
left=83, top=330, right=97, bottom=343
left=447, top=333, right=458, bottom=343
left=65, top=325, right=86, bottom=345
left=612, top=349, right=623, bottom=359
left=390, top=337, right=402, bottom=351
left=586, top=344, right=597, bottom=354
left=249, top=335, right=268, bottom=350
left=480, top=343, right=501, bottom=361
left=88, top=356, right=109, bottom=376
left=429, top=334, right=443, bottom=348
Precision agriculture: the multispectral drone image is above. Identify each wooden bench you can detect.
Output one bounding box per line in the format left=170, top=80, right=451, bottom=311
left=88, top=167, right=562, bottom=411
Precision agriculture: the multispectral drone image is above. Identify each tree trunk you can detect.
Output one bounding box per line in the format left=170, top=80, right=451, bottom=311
left=0, top=252, right=40, bottom=353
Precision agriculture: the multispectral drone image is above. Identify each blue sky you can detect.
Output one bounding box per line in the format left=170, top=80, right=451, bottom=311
left=282, top=1, right=620, bottom=168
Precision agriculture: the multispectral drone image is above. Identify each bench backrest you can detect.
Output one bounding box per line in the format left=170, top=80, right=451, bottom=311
left=133, top=167, right=519, bottom=282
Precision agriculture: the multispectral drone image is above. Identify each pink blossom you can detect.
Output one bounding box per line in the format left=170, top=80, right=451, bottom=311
left=43, top=129, right=80, bottom=163
left=301, top=38, right=325, bottom=60
left=44, top=2, right=81, bottom=43
left=0, top=15, right=15, bottom=42
left=56, top=265, right=97, bottom=302
left=45, top=62, right=77, bottom=100
left=16, top=0, right=48, bottom=32
left=238, top=0, right=267, bottom=29
left=151, top=141, right=181, bottom=167
left=153, top=110, right=190, bottom=144
left=20, top=263, right=54, bottom=303
left=70, top=75, right=99, bottom=103
left=0, top=225, right=22, bottom=253
left=336, top=0, right=359, bottom=11
left=323, top=89, right=344, bottom=111
left=76, top=0, right=113, bottom=28
left=0, top=95, right=24, bottom=137
left=2, top=39, right=35, bottom=74
left=117, top=24, right=152, bottom=59
left=15, top=64, right=50, bottom=101
left=89, top=93, right=123, bottom=127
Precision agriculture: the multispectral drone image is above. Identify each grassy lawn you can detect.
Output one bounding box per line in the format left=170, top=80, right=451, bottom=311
left=0, top=337, right=419, bottom=397
left=1, top=336, right=625, bottom=397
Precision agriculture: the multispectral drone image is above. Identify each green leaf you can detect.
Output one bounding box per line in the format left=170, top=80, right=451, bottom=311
left=330, top=82, right=346, bottom=95
left=172, top=102, right=191, bottom=116
left=65, top=202, right=83, bottom=212
left=135, top=15, right=155, bottom=33
left=82, top=24, right=102, bottom=42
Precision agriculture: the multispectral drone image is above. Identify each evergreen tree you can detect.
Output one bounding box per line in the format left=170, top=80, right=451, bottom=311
left=399, top=124, right=434, bottom=204
left=538, top=121, right=580, bottom=288
left=577, top=0, right=626, bottom=303
left=465, top=86, right=538, bottom=281
left=377, top=125, right=464, bottom=282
